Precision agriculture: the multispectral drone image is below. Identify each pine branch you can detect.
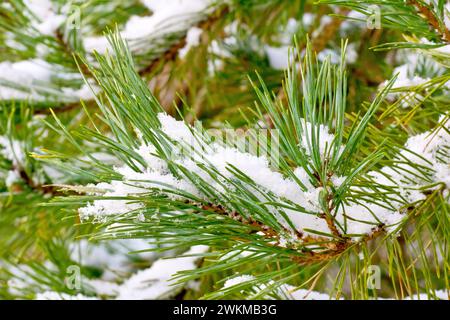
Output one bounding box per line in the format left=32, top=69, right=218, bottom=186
left=1, top=0, right=449, bottom=301
left=35, top=34, right=449, bottom=302
left=408, top=0, right=450, bottom=43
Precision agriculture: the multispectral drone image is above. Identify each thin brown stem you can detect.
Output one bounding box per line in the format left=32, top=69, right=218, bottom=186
left=409, top=0, right=450, bottom=42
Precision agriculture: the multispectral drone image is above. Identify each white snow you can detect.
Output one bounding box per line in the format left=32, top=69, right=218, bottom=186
left=23, top=0, right=65, bottom=36
left=340, top=10, right=367, bottom=35
left=264, top=18, right=299, bottom=70
left=317, top=43, right=358, bottom=64
left=84, top=279, right=121, bottom=296
left=5, top=170, right=21, bottom=187
left=84, top=0, right=212, bottom=54
left=223, top=275, right=256, bottom=289
left=35, top=291, right=98, bottom=300
left=0, top=136, right=25, bottom=167
left=265, top=46, right=292, bottom=70
left=444, top=3, right=450, bottom=31
left=2, top=0, right=213, bottom=102
left=0, top=59, right=94, bottom=101
left=115, top=245, right=208, bottom=299
left=380, top=43, right=450, bottom=107
left=222, top=274, right=334, bottom=300
left=70, top=239, right=157, bottom=281
left=179, top=27, right=203, bottom=58
left=392, top=64, right=430, bottom=88
left=1, top=59, right=53, bottom=82
left=222, top=274, right=448, bottom=300
left=76, top=110, right=449, bottom=242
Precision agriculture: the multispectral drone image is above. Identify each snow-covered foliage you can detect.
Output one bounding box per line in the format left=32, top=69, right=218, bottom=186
left=222, top=274, right=449, bottom=300
left=0, top=59, right=93, bottom=101
left=1, top=0, right=449, bottom=302
left=7, top=240, right=206, bottom=300
left=84, top=0, right=213, bottom=54
left=0, top=0, right=215, bottom=103
left=77, top=111, right=449, bottom=244
left=115, top=245, right=207, bottom=299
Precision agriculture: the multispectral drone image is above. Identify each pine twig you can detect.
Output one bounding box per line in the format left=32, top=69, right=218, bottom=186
left=408, top=0, right=450, bottom=42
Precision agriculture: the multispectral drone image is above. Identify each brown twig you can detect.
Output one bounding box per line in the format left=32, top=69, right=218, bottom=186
left=34, top=102, right=80, bottom=115
left=201, top=203, right=281, bottom=240
left=200, top=199, right=358, bottom=265
left=409, top=0, right=450, bottom=42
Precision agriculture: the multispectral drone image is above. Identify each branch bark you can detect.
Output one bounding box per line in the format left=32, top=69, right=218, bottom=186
left=409, top=0, right=450, bottom=43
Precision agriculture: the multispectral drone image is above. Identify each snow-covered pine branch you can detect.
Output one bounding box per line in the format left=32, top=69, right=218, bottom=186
left=1, top=0, right=449, bottom=301
left=0, top=0, right=220, bottom=105
left=46, top=37, right=449, bottom=270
